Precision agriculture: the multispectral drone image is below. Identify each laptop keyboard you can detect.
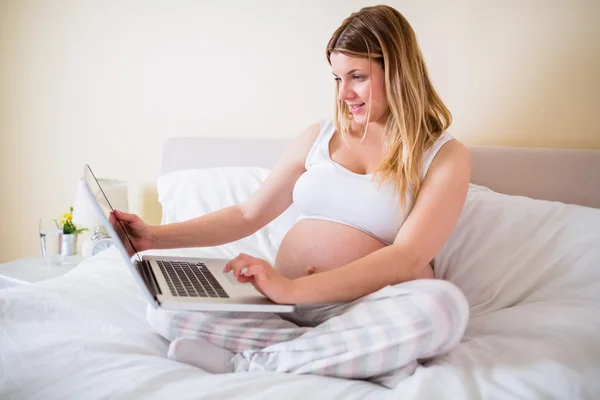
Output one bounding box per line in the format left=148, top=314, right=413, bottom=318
left=157, top=260, right=229, bottom=298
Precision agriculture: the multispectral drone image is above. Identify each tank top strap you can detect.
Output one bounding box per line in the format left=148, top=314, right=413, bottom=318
left=304, top=118, right=336, bottom=170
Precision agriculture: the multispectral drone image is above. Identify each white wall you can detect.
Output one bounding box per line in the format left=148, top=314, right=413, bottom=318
left=1, top=0, right=599, bottom=262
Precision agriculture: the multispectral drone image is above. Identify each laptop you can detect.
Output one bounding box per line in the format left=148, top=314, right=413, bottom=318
left=81, top=164, right=295, bottom=313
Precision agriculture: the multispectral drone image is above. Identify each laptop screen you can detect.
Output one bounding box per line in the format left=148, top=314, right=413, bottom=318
left=83, top=164, right=143, bottom=263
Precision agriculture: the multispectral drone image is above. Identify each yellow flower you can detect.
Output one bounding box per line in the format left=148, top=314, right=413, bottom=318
left=61, top=218, right=67, bottom=226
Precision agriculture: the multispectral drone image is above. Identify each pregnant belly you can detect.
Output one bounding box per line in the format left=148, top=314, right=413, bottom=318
left=273, top=219, right=387, bottom=280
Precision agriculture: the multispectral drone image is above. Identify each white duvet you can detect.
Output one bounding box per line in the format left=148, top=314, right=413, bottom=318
left=1, top=185, right=600, bottom=400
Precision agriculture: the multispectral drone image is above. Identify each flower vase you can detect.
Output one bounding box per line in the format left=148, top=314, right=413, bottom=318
left=60, top=233, right=78, bottom=256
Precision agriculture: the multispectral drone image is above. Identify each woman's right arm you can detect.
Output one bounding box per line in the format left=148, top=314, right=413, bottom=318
left=111, top=123, right=320, bottom=253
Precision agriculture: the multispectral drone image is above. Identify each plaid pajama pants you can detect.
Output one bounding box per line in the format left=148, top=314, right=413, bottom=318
left=147, top=279, right=469, bottom=388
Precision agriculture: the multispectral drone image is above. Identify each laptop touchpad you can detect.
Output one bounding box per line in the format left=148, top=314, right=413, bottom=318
left=224, top=271, right=250, bottom=286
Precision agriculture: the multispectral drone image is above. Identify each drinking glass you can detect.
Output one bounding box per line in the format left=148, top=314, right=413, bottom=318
left=39, top=218, right=64, bottom=266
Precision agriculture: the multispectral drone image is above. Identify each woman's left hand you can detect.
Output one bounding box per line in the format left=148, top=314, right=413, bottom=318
left=224, top=253, right=295, bottom=304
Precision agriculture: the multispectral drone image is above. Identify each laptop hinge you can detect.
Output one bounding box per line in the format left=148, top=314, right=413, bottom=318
left=135, top=259, right=162, bottom=298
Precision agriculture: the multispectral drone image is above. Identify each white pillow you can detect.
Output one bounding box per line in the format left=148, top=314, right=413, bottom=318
left=157, top=167, right=298, bottom=263
left=158, top=167, right=600, bottom=318
left=434, top=185, right=600, bottom=317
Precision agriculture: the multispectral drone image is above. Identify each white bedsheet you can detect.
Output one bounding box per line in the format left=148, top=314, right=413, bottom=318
left=1, top=248, right=403, bottom=400
left=1, top=244, right=598, bottom=400
left=2, top=184, right=600, bottom=399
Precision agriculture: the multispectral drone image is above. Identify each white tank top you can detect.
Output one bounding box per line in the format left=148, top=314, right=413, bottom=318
left=291, top=118, right=455, bottom=245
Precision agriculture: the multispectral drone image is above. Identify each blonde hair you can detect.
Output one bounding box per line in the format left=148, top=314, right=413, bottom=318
left=326, top=5, right=452, bottom=212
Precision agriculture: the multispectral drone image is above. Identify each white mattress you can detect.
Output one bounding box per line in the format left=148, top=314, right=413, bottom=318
left=1, top=242, right=598, bottom=400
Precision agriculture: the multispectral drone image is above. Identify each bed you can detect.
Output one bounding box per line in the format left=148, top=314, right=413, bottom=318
left=1, top=138, right=600, bottom=400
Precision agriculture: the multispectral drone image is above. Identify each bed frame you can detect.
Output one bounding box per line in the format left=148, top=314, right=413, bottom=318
left=162, top=138, right=600, bottom=209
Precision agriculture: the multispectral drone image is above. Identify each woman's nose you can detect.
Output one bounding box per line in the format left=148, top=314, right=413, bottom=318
left=338, top=81, right=354, bottom=101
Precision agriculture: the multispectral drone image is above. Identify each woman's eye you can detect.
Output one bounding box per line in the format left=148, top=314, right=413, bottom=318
left=334, top=75, right=365, bottom=82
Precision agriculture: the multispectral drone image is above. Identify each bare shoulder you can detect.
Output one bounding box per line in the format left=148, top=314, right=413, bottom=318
left=294, top=121, right=322, bottom=153
left=240, top=122, right=323, bottom=225
left=279, top=121, right=322, bottom=166
left=429, top=139, right=471, bottom=176
left=299, top=121, right=322, bottom=139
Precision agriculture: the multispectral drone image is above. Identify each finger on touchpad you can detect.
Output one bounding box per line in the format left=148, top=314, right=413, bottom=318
left=223, top=271, right=249, bottom=286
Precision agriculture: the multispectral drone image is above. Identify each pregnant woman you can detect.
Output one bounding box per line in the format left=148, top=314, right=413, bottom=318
left=110, top=5, right=471, bottom=388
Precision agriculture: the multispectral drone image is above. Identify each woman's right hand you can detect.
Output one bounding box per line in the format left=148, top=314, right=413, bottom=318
left=108, top=210, right=157, bottom=257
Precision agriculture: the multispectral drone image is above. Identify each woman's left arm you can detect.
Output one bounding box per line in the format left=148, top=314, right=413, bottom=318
left=226, top=141, right=471, bottom=304
left=287, top=140, right=471, bottom=304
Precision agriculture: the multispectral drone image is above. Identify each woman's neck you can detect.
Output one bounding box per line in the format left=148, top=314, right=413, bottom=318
left=349, top=119, right=385, bottom=142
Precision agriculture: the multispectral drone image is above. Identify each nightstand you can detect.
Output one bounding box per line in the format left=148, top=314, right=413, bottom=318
left=0, top=255, right=85, bottom=284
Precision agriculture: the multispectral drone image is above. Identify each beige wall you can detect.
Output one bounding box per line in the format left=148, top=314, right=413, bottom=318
left=1, top=0, right=598, bottom=262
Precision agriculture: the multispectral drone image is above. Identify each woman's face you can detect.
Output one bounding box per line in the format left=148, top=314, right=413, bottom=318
left=330, top=52, right=388, bottom=127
